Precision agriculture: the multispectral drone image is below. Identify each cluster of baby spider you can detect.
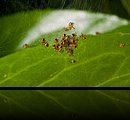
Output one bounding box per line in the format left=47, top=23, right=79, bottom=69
left=52, top=33, right=78, bottom=56
left=22, top=22, right=87, bottom=64
left=23, top=21, right=127, bottom=64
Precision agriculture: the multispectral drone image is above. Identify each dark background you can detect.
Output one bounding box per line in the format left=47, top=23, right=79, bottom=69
left=0, top=0, right=130, bottom=19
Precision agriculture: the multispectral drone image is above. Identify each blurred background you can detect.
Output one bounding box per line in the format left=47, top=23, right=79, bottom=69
left=0, top=0, right=130, bottom=19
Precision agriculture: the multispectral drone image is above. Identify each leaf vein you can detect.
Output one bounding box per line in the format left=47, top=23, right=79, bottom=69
left=37, top=52, right=124, bottom=86
left=96, top=90, right=130, bottom=105
left=96, top=73, right=130, bottom=87
left=0, top=56, right=66, bottom=85
left=37, top=91, right=74, bottom=112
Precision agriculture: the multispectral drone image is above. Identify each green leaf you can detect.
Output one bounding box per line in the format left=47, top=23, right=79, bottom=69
left=0, top=32, right=130, bottom=87
left=0, top=10, right=130, bottom=119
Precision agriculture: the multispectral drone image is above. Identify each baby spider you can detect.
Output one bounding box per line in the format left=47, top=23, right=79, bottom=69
left=68, top=22, right=75, bottom=29
left=66, top=48, right=73, bottom=56
left=65, top=22, right=75, bottom=31
left=72, top=33, right=77, bottom=39
left=58, top=45, right=63, bottom=52
left=69, top=43, right=77, bottom=48
left=62, top=34, right=67, bottom=40
left=23, top=43, right=29, bottom=48
left=95, top=32, right=101, bottom=35
left=40, top=38, right=46, bottom=43
left=80, top=33, right=87, bottom=39
left=53, top=43, right=59, bottom=50
left=71, top=59, right=76, bottom=64
left=44, top=42, right=49, bottom=47
left=119, top=42, right=125, bottom=48
left=52, top=44, right=56, bottom=49
left=54, top=38, right=59, bottom=43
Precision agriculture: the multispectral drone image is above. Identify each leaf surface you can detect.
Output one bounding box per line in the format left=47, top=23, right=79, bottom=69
left=0, top=33, right=130, bottom=87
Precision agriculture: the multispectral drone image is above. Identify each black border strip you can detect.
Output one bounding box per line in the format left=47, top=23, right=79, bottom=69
left=0, top=87, right=130, bottom=90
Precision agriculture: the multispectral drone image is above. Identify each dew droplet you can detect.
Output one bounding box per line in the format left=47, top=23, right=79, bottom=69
left=3, top=74, right=7, bottom=78
left=49, top=71, right=57, bottom=77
